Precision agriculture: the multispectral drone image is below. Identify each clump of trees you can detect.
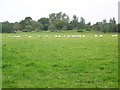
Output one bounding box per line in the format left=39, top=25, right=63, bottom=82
left=2, top=12, right=119, bottom=33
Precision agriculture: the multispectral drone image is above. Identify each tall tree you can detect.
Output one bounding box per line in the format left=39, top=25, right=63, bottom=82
left=49, top=12, right=69, bottom=30
left=38, top=18, right=49, bottom=30
left=13, top=22, right=21, bottom=32
left=79, top=17, right=85, bottom=29
left=70, top=15, right=79, bottom=29
left=2, top=21, right=13, bottom=33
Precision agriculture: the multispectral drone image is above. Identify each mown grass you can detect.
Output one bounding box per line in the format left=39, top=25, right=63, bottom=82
left=2, top=31, right=118, bottom=88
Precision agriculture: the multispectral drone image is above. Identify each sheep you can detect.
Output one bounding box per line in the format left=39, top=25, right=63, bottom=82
left=99, top=35, right=103, bottom=38
left=13, top=36, right=16, bottom=38
left=71, top=35, right=75, bottom=38
left=25, top=35, right=27, bottom=36
left=82, top=35, right=85, bottom=38
left=76, top=35, right=79, bottom=38
left=8, top=36, right=11, bottom=38
left=74, top=35, right=78, bottom=38
left=58, top=35, right=61, bottom=38
left=16, top=36, right=20, bottom=38
left=63, top=35, right=66, bottom=37
left=37, top=36, right=41, bottom=38
left=112, top=34, right=117, bottom=37
left=55, top=35, right=58, bottom=38
left=94, top=35, right=98, bottom=37
left=112, top=35, right=115, bottom=37
left=77, top=35, right=81, bottom=38
left=28, top=36, right=32, bottom=38
left=45, top=35, right=48, bottom=38
left=67, top=35, right=70, bottom=38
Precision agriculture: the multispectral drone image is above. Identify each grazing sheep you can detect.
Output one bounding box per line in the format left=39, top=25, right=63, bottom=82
left=58, top=35, right=61, bottom=38
left=64, top=35, right=66, bottom=38
left=112, top=34, right=117, bottom=37
left=94, top=35, right=98, bottom=37
left=13, top=36, right=16, bottom=38
left=71, top=35, right=74, bottom=38
left=112, top=35, right=115, bottom=37
left=8, top=36, right=11, bottom=38
left=78, top=35, right=81, bottom=38
left=25, top=35, right=27, bottom=36
left=114, top=34, right=117, bottom=37
left=45, top=35, right=48, bottom=38
left=82, top=35, right=85, bottom=38
left=55, top=35, right=58, bottom=38
left=99, top=35, right=103, bottom=38
left=67, top=35, right=70, bottom=38
left=37, top=36, right=41, bottom=38
left=28, top=36, right=32, bottom=38
left=76, top=35, right=79, bottom=38
left=16, top=36, right=20, bottom=38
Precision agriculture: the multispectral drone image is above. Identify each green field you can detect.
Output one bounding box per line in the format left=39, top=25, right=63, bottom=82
left=2, top=31, right=118, bottom=88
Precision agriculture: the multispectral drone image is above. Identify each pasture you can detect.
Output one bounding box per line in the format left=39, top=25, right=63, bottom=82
left=2, top=31, right=118, bottom=88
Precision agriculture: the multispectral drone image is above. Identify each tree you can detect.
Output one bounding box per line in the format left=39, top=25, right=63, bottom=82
left=38, top=18, right=49, bottom=30
left=23, top=25, right=33, bottom=32
left=13, top=22, right=21, bottom=32
left=49, top=13, right=56, bottom=23
left=31, top=20, right=43, bottom=31
left=49, top=12, right=69, bottom=31
left=109, top=18, right=117, bottom=32
left=54, top=20, right=65, bottom=30
left=2, top=21, right=13, bottom=33
left=79, top=17, right=85, bottom=29
left=24, top=17, right=32, bottom=25
left=48, top=24, right=56, bottom=32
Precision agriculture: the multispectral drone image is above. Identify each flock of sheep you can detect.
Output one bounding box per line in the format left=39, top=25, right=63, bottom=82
left=7, top=34, right=118, bottom=38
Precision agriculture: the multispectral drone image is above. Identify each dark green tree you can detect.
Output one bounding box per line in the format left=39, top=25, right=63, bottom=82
left=38, top=18, right=49, bottom=30
left=2, top=21, right=13, bottom=33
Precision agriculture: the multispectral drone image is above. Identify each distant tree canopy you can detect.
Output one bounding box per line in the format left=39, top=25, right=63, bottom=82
left=2, top=12, right=118, bottom=33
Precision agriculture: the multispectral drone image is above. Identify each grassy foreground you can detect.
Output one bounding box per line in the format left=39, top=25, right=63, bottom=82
left=2, top=31, right=118, bottom=88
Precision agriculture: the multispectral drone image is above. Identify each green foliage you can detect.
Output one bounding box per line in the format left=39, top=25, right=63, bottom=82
left=92, top=18, right=117, bottom=33
left=38, top=18, right=49, bottom=30
left=1, top=12, right=117, bottom=33
left=23, top=25, right=33, bottom=32
left=2, top=21, right=14, bottom=33
left=48, top=24, right=56, bottom=32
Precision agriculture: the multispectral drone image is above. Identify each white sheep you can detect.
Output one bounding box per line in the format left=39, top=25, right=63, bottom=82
left=94, top=35, right=98, bottom=37
left=114, top=34, right=117, bottom=37
left=55, top=35, right=58, bottom=38
left=112, top=35, right=115, bottom=37
left=16, top=36, right=20, bottom=38
left=112, top=34, right=117, bottom=37
left=45, top=35, right=48, bottom=38
left=28, top=36, right=32, bottom=38
left=71, top=35, right=75, bottom=38
left=8, top=36, right=11, bottom=38
left=78, top=35, right=81, bottom=38
left=58, top=35, right=61, bottom=38
left=99, top=35, right=103, bottom=38
left=64, top=35, right=66, bottom=38
left=37, top=36, right=41, bottom=38
left=67, top=35, right=70, bottom=38
left=82, top=35, right=85, bottom=38
left=13, top=36, right=16, bottom=38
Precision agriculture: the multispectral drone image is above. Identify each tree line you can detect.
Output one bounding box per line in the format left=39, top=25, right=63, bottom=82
left=2, top=12, right=119, bottom=33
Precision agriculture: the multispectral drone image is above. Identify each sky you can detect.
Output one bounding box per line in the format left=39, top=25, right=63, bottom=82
left=0, top=0, right=119, bottom=24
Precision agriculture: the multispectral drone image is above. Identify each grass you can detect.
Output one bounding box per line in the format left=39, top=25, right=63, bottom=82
left=2, top=31, right=118, bottom=88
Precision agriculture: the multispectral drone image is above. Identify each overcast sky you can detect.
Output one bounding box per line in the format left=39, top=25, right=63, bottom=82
left=0, top=0, right=119, bottom=24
